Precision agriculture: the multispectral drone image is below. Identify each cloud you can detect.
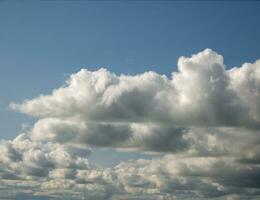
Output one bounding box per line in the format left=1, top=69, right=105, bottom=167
left=10, top=49, right=260, bottom=151
left=2, top=49, right=260, bottom=199
left=10, top=50, right=257, bottom=126
left=0, top=133, right=91, bottom=178
left=1, top=134, right=259, bottom=199
left=113, top=155, right=260, bottom=199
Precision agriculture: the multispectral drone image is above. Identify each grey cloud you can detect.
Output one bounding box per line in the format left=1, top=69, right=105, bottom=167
left=0, top=133, right=91, bottom=179
left=31, top=119, right=189, bottom=152
left=114, top=156, right=260, bottom=199
left=0, top=131, right=260, bottom=199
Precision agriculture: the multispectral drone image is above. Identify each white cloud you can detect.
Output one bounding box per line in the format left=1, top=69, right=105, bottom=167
left=2, top=49, right=260, bottom=199
left=9, top=49, right=260, bottom=151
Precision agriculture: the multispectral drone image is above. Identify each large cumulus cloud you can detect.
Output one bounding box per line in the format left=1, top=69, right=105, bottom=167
left=10, top=49, right=260, bottom=151
left=1, top=49, right=260, bottom=199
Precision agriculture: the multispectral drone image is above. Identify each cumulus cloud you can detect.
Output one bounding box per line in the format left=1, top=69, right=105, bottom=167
left=9, top=49, right=260, bottom=152
left=11, top=49, right=258, bottom=126
left=2, top=49, right=260, bottom=199
left=0, top=133, right=91, bottom=178
left=1, top=134, right=259, bottom=199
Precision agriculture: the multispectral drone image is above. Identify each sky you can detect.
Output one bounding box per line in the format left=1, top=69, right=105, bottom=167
left=0, top=1, right=260, bottom=200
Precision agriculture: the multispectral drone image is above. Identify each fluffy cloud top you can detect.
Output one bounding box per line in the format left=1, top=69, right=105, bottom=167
left=12, top=49, right=258, bottom=127
left=1, top=49, right=260, bottom=199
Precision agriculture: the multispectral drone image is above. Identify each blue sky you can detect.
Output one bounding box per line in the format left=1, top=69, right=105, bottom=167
left=0, top=1, right=260, bottom=199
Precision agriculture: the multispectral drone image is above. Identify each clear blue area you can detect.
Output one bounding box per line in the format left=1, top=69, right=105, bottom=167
left=0, top=1, right=259, bottom=166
